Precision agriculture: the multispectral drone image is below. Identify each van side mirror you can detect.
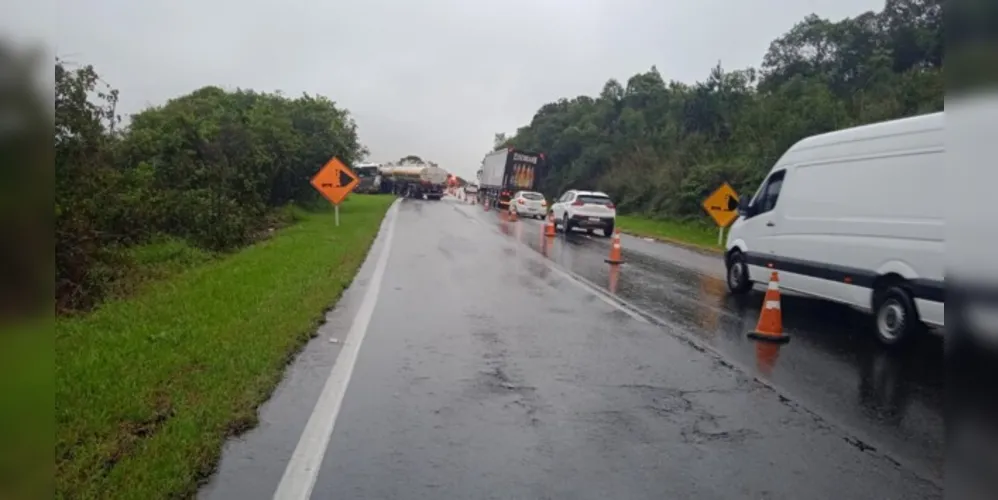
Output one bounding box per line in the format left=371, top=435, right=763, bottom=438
left=737, top=198, right=751, bottom=216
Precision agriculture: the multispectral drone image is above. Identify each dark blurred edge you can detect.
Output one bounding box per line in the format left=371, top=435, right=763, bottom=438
left=945, top=0, right=998, bottom=498
left=0, top=36, right=54, bottom=500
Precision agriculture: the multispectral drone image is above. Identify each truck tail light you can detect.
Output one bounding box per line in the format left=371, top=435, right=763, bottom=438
left=518, top=199, right=525, bottom=205
left=572, top=200, right=584, bottom=207
left=540, top=200, right=547, bottom=206
left=606, top=203, right=615, bottom=209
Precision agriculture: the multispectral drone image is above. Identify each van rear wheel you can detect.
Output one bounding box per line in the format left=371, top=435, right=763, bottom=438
left=873, top=285, right=921, bottom=347
left=726, top=251, right=752, bottom=294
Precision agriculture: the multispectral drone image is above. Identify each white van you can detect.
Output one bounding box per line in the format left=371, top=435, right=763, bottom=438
left=724, top=112, right=944, bottom=347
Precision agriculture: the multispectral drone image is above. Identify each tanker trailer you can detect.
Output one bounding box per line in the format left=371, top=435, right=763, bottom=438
left=378, top=164, right=449, bottom=200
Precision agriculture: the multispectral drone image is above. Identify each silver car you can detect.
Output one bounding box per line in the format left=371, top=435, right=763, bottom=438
left=509, top=191, right=548, bottom=219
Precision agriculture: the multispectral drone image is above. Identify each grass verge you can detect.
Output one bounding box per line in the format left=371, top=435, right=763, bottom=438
left=55, top=194, right=396, bottom=500
left=615, top=214, right=724, bottom=254
left=1, top=318, right=52, bottom=500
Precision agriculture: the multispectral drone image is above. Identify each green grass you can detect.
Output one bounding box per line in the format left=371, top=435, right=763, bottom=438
left=615, top=214, right=724, bottom=254
left=106, top=238, right=217, bottom=300
left=1, top=318, right=52, bottom=500
left=55, top=194, right=396, bottom=500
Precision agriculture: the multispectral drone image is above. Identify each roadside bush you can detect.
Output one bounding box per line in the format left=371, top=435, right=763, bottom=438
left=55, top=60, right=367, bottom=312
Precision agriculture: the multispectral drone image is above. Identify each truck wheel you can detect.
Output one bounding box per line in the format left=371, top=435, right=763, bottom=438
left=602, top=224, right=614, bottom=238
left=725, top=251, right=752, bottom=295
left=872, top=285, right=922, bottom=348
left=563, top=214, right=573, bottom=233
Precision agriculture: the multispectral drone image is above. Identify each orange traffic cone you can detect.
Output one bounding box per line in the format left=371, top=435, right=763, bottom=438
left=484, top=198, right=490, bottom=211
left=604, top=229, right=624, bottom=264
left=509, top=206, right=518, bottom=221
left=544, top=212, right=556, bottom=237
left=755, top=341, right=782, bottom=377
left=747, top=271, right=789, bottom=343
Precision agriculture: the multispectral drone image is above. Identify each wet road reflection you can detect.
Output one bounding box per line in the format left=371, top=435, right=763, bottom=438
left=203, top=196, right=948, bottom=499
left=474, top=205, right=945, bottom=484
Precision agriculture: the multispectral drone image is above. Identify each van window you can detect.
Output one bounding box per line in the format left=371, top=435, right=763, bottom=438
left=755, top=170, right=786, bottom=214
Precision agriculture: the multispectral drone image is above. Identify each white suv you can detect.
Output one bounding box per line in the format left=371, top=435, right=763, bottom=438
left=550, top=190, right=616, bottom=237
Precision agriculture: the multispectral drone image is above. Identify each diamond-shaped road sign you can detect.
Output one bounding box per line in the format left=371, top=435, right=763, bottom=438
left=310, top=157, right=359, bottom=205
left=702, top=182, right=740, bottom=227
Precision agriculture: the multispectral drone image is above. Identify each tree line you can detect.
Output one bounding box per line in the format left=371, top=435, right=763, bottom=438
left=499, top=0, right=941, bottom=219
left=56, top=60, right=367, bottom=312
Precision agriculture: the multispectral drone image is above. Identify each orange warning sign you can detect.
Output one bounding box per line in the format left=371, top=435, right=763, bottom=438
left=701, top=182, right=740, bottom=227
left=310, top=157, right=359, bottom=205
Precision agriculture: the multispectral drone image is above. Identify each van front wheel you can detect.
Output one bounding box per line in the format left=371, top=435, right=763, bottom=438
left=726, top=252, right=752, bottom=294
left=873, top=286, right=921, bottom=347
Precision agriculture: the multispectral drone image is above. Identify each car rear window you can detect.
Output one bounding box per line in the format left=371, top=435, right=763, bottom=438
left=521, top=192, right=544, bottom=201
left=578, top=195, right=612, bottom=205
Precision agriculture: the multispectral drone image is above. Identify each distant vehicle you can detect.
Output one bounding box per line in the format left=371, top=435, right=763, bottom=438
left=550, top=190, right=616, bottom=237
left=378, top=163, right=449, bottom=200
left=724, top=111, right=944, bottom=347
left=464, top=183, right=479, bottom=194
left=479, top=148, right=545, bottom=209
left=508, top=191, right=547, bottom=219
left=352, top=162, right=382, bottom=194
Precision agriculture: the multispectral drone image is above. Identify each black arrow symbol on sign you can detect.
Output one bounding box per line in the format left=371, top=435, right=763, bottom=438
left=339, top=170, right=355, bottom=187
left=726, top=195, right=738, bottom=211
left=709, top=195, right=738, bottom=212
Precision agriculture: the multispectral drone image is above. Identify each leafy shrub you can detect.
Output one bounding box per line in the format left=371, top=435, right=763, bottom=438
left=55, top=60, right=367, bottom=312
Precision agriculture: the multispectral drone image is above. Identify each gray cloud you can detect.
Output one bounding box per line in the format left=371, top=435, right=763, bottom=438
left=31, top=0, right=882, bottom=178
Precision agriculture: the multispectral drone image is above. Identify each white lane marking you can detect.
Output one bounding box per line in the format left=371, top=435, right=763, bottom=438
left=547, top=265, right=648, bottom=324
left=454, top=202, right=645, bottom=323
left=272, top=199, right=401, bottom=500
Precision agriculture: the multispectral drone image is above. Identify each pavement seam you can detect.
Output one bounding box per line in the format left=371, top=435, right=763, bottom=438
left=567, top=271, right=941, bottom=489
left=467, top=201, right=941, bottom=490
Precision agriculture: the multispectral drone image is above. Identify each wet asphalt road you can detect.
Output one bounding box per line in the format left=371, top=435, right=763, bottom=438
left=483, top=202, right=946, bottom=485
left=201, top=195, right=942, bottom=500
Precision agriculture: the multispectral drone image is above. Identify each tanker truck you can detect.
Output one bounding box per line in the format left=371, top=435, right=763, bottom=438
left=351, top=162, right=383, bottom=194
left=378, top=163, right=449, bottom=200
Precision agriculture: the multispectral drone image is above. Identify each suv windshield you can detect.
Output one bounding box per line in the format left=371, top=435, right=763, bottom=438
left=577, top=194, right=612, bottom=205
left=520, top=192, right=544, bottom=201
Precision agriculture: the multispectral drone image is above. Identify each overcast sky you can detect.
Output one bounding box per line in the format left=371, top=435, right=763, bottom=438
left=27, top=0, right=880, bottom=179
